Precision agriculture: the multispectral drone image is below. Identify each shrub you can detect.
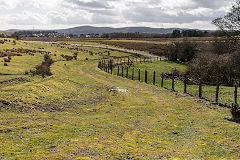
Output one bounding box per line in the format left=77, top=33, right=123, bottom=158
left=33, top=54, right=54, bottom=77
left=167, top=43, right=180, bottom=61
left=4, top=58, right=10, bottom=62
left=167, top=40, right=198, bottom=62
left=61, top=54, right=74, bottom=61
left=4, top=63, right=7, bottom=66
left=212, top=38, right=237, bottom=55
left=187, top=52, right=240, bottom=85
left=73, top=52, right=78, bottom=60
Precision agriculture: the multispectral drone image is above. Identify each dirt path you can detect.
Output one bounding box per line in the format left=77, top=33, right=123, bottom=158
left=22, top=40, right=166, bottom=59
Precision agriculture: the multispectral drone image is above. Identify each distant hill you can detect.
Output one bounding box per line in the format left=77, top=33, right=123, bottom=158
left=0, top=30, right=14, bottom=36
left=4, top=26, right=213, bottom=37
left=56, top=26, right=189, bottom=35
left=6, top=29, right=19, bottom=33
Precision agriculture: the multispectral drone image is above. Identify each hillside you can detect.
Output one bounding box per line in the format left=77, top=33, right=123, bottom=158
left=5, top=26, right=214, bottom=37
left=57, top=26, right=186, bottom=35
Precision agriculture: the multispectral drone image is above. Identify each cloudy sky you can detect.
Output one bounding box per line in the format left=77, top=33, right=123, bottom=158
left=0, top=0, right=233, bottom=30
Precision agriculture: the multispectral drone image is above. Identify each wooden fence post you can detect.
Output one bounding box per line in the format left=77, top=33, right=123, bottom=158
left=110, top=63, right=113, bottom=74
left=102, top=60, right=104, bottom=70
left=117, top=66, right=119, bottom=76
left=138, top=69, right=141, bottom=81
left=132, top=68, right=134, bottom=80
left=104, top=61, right=106, bottom=72
left=199, top=80, right=202, bottom=98
left=145, top=70, right=147, bottom=83
left=216, top=84, right=220, bottom=104
left=161, top=73, right=164, bottom=87
left=98, top=61, right=100, bottom=69
left=122, top=66, right=124, bottom=77
left=171, top=74, right=175, bottom=91
left=235, top=85, right=238, bottom=104
left=126, top=67, right=129, bottom=78
left=153, top=71, right=156, bottom=85
left=184, top=74, right=187, bottom=93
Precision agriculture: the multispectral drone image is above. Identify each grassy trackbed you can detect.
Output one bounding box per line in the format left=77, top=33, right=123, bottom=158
left=0, top=39, right=240, bottom=159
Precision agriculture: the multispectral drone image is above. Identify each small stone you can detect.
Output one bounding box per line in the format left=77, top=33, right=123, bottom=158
left=172, top=131, right=179, bottom=135
left=48, top=146, right=56, bottom=149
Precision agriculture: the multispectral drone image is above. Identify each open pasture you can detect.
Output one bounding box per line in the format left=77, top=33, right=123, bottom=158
left=0, top=38, right=240, bottom=159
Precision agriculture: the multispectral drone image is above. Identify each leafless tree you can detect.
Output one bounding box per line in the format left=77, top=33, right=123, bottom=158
left=212, top=0, right=240, bottom=44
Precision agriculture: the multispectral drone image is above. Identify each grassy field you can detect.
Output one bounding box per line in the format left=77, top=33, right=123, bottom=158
left=1, top=38, right=240, bottom=159
left=111, top=61, right=240, bottom=107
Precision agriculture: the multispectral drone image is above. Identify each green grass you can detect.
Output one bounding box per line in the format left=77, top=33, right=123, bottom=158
left=0, top=39, right=240, bottom=159
left=112, top=61, right=239, bottom=106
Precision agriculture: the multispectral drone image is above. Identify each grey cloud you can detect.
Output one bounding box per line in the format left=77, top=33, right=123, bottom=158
left=123, top=8, right=209, bottom=24
left=8, top=14, right=43, bottom=25
left=47, top=11, right=91, bottom=25
left=123, top=6, right=229, bottom=24
left=0, top=0, right=234, bottom=29
left=192, top=0, right=231, bottom=9
left=66, top=0, right=112, bottom=9
left=91, top=14, right=119, bottom=24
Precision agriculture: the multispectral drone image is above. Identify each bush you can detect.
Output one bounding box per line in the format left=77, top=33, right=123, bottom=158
left=187, top=52, right=240, bottom=85
left=167, top=43, right=179, bottom=61
left=4, top=58, right=10, bottom=62
left=167, top=40, right=198, bottom=62
left=33, top=54, right=54, bottom=77
left=73, top=52, right=78, bottom=60
left=61, top=54, right=74, bottom=61
left=212, top=38, right=237, bottom=55
left=4, top=63, right=7, bottom=66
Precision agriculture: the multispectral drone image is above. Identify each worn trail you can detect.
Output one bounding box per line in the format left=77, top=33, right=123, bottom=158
left=22, top=40, right=166, bottom=59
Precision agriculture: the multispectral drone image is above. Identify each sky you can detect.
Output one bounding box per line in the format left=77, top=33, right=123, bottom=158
left=0, top=0, right=234, bottom=30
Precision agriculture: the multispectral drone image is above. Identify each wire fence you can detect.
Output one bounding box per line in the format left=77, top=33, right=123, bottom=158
left=98, top=59, right=239, bottom=108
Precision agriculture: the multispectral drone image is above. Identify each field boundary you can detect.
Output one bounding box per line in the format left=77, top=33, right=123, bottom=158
left=98, top=59, right=239, bottom=108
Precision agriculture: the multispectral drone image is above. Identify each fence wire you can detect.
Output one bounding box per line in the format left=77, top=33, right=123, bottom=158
left=99, top=60, right=238, bottom=108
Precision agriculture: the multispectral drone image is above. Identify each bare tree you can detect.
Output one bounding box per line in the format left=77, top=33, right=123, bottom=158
left=212, top=0, right=240, bottom=44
